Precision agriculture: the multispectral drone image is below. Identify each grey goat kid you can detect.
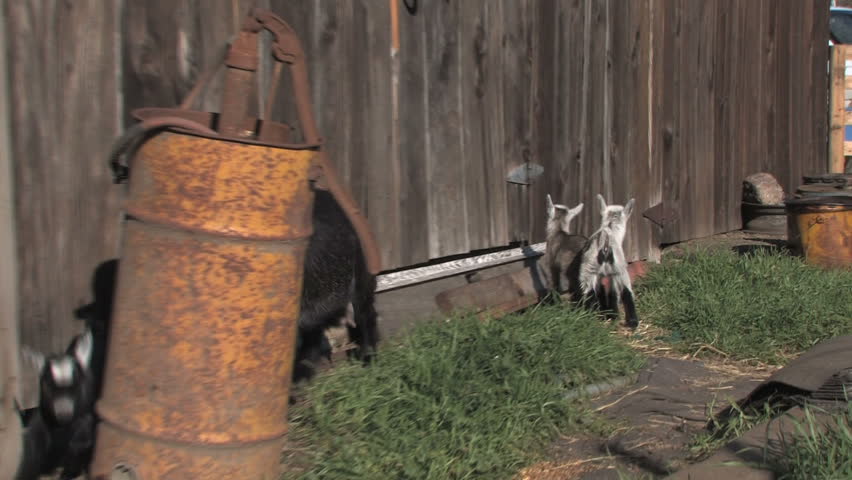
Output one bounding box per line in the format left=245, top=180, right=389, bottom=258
left=544, top=195, right=587, bottom=295
left=578, top=194, right=639, bottom=328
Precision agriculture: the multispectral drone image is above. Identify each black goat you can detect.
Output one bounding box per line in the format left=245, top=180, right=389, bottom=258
left=15, top=260, right=115, bottom=480
left=16, top=329, right=99, bottom=480
left=293, top=189, right=380, bottom=382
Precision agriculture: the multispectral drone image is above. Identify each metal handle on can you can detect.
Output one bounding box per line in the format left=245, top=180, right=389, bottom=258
left=109, top=117, right=219, bottom=184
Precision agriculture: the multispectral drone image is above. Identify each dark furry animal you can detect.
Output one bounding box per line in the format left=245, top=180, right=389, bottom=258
left=293, top=189, right=380, bottom=382
left=16, top=260, right=116, bottom=480
left=16, top=329, right=98, bottom=480
left=14, top=406, right=51, bottom=480
left=72, top=259, right=117, bottom=392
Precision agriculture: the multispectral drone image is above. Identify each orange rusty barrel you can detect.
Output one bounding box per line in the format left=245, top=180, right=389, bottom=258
left=87, top=8, right=380, bottom=480
left=89, top=131, right=317, bottom=479
left=786, top=195, right=852, bottom=269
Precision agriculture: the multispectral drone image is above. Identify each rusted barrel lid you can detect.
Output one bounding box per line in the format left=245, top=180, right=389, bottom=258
left=786, top=195, right=852, bottom=211
left=802, top=173, right=852, bottom=186
left=795, top=183, right=852, bottom=198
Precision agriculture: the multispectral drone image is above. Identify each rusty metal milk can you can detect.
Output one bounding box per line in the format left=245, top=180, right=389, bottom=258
left=90, top=9, right=381, bottom=479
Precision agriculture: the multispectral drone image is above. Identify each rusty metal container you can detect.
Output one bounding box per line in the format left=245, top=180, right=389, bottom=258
left=91, top=133, right=316, bottom=479
left=786, top=196, right=852, bottom=269
left=90, top=9, right=380, bottom=479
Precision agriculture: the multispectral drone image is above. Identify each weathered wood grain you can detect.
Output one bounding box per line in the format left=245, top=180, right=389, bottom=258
left=551, top=0, right=591, bottom=232
left=397, top=0, right=430, bottom=266
left=501, top=0, right=534, bottom=244
left=8, top=1, right=123, bottom=354
left=459, top=1, right=494, bottom=252
left=529, top=0, right=557, bottom=242
left=360, top=0, right=399, bottom=268
left=610, top=0, right=656, bottom=261
left=482, top=0, right=510, bottom=247
left=0, top=3, right=21, bottom=429
left=424, top=0, right=468, bottom=257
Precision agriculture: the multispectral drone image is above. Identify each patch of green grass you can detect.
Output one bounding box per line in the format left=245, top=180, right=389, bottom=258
left=286, top=304, right=644, bottom=480
left=768, top=401, right=852, bottom=480
left=637, top=248, right=852, bottom=364
left=688, top=396, right=788, bottom=461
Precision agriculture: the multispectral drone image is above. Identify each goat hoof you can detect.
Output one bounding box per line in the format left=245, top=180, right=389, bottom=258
left=625, top=318, right=639, bottom=329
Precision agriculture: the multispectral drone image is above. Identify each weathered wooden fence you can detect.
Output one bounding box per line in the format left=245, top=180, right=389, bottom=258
left=5, top=0, right=828, bottom=353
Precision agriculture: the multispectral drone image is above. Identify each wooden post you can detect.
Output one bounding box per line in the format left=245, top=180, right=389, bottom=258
left=0, top=0, right=23, bottom=473
left=829, top=44, right=847, bottom=174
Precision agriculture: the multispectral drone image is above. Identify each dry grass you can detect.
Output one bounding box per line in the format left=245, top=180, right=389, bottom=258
left=621, top=321, right=780, bottom=382
left=515, top=458, right=611, bottom=480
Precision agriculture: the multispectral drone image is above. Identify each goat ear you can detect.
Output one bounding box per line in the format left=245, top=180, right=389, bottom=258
left=596, top=194, right=607, bottom=215
left=624, top=198, right=636, bottom=218
left=546, top=194, right=555, bottom=219
left=568, top=203, right=584, bottom=219
left=73, top=329, right=94, bottom=371
left=21, top=345, right=46, bottom=374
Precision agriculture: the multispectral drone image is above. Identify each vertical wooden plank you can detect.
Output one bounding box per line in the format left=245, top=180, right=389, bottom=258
left=529, top=0, right=558, bottom=241
left=805, top=0, right=830, bottom=179
left=691, top=0, right=717, bottom=239
left=397, top=0, right=430, bottom=265
left=659, top=0, right=681, bottom=244
left=483, top=1, right=510, bottom=247
left=587, top=0, right=610, bottom=235
left=312, top=0, right=348, bottom=182
left=607, top=0, right=630, bottom=257
left=360, top=0, right=399, bottom=268
left=767, top=1, right=783, bottom=178
left=786, top=0, right=806, bottom=192
left=501, top=0, right=534, bottom=243
left=423, top=0, right=468, bottom=257
left=713, top=0, right=736, bottom=234
left=459, top=1, right=495, bottom=252
left=569, top=0, right=610, bottom=237
left=609, top=0, right=655, bottom=261
left=552, top=0, right=590, bottom=233
left=646, top=0, right=665, bottom=261
left=732, top=0, right=756, bottom=233
left=737, top=0, right=764, bottom=228
left=0, top=0, right=21, bottom=439
left=754, top=0, right=771, bottom=175
left=662, top=0, right=716, bottom=243
left=674, top=0, right=695, bottom=242
left=810, top=0, right=831, bottom=177
left=8, top=1, right=122, bottom=354
left=771, top=1, right=791, bottom=188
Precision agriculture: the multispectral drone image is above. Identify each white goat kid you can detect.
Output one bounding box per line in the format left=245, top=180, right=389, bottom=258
left=578, top=194, right=639, bottom=328
left=544, top=195, right=586, bottom=294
